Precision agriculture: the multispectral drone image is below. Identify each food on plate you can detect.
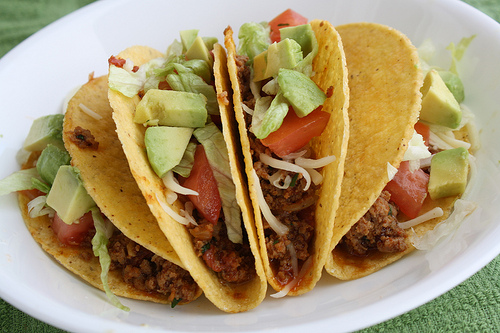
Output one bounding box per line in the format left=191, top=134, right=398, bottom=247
left=325, top=23, right=477, bottom=280
left=0, top=75, right=201, bottom=309
left=224, top=9, right=349, bottom=296
left=107, top=31, right=267, bottom=312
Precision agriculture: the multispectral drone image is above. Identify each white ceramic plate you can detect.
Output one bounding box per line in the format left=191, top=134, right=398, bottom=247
left=1, top=0, right=499, bottom=332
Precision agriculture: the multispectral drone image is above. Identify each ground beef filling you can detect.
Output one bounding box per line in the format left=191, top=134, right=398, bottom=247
left=108, top=232, right=199, bottom=304
left=236, top=58, right=316, bottom=286
left=188, top=214, right=256, bottom=285
left=340, top=190, right=408, bottom=256
left=67, top=126, right=99, bottom=150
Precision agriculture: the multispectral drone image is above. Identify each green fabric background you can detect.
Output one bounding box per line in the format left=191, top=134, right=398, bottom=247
left=0, top=0, right=498, bottom=332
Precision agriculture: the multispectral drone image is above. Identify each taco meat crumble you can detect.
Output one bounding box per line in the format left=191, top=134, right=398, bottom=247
left=188, top=213, right=256, bottom=285
left=68, top=126, right=99, bottom=150
left=108, top=233, right=199, bottom=303
left=340, top=190, right=408, bottom=256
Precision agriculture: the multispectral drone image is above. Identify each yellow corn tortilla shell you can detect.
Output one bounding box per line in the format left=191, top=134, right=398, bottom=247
left=64, top=75, right=183, bottom=269
left=224, top=19, right=350, bottom=295
left=19, top=74, right=202, bottom=305
left=109, top=44, right=267, bottom=313
left=325, top=23, right=425, bottom=280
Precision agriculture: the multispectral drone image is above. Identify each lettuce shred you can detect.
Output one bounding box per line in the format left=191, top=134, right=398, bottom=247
left=193, top=123, right=243, bottom=243
left=91, top=207, right=130, bottom=312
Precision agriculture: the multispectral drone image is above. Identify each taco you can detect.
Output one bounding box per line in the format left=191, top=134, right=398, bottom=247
left=107, top=31, right=267, bottom=313
left=325, top=23, right=476, bottom=280
left=0, top=74, right=201, bottom=309
left=224, top=10, right=349, bottom=296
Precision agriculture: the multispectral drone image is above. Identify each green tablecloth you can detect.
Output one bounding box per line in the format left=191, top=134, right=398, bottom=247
left=0, top=0, right=499, bottom=332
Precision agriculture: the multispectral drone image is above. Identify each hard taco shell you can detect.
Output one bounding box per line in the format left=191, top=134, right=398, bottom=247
left=224, top=19, right=349, bottom=295
left=108, top=44, right=267, bottom=313
left=325, top=22, right=432, bottom=280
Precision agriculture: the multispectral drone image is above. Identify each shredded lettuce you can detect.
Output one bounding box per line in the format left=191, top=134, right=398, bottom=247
left=249, top=96, right=273, bottom=135
left=172, top=142, right=197, bottom=178
left=237, top=22, right=271, bottom=63
left=252, top=91, right=289, bottom=139
left=447, top=35, right=476, bottom=75
left=193, top=123, right=243, bottom=243
left=90, top=207, right=130, bottom=312
left=0, top=168, right=41, bottom=195
left=403, top=130, right=432, bottom=162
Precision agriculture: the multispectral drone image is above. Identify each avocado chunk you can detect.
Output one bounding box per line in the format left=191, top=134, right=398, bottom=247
left=428, top=147, right=469, bottom=200
left=186, top=36, right=213, bottom=65
left=280, top=24, right=315, bottom=57
left=46, top=165, right=96, bottom=224
left=420, top=69, right=462, bottom=129
left=277, top=68, right=326, bottom=117
left=144, top=126, right=194, bottom=178
left=23, top=114, right=65, bottom=152
left=134, top=89, right=207, bottom=127
left=253, top=38, right=303, bottom=82
left=36, top=144, right=71, bottom=185
left=438, top=70, right=465, bottom=103
left=180, top=29, right=199, bottom=52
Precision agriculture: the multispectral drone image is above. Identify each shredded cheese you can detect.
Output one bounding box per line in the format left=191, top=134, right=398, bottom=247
left=259, top=153, right=312, bottom=191
left=27, top=195, right=54, bottom=218
left=162, top=171, right=198, bottom=196
left=251, top=169, right=289, bottom=236
left=79, top=103, right=103, bottom=120
left=295, top=155, right=336, bottom=169
left=399, top=207, right=444, bottom=229
left=156, top=193, right=192, bottom=226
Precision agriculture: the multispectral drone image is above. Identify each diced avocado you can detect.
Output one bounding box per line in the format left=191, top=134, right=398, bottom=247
left=46, top=165, right=96, bottom=224
left=438, top=70, right=465, bottom=103
left=202, top=37, right=218, bottom=51
left=253, top=51, right=268, bottom=82
left=36, top=144, right=71, bottom=185
left=420, top=69, right=462, bottom=129
left=428, top=147, right=469, bottom=200
left=166, top=72, right=218, bottom=115
left=277, top=68, right=326, bottom=117
left=145, top=126, right=193, bottom=178
left=134, top=89, right=207, bottom=127
left=180, top=29, right=199, bottom=52
left=185, top=36, right=213, bottom=65
left=280, top=24, right=315, bottom=57
left=23, top=114, right=65, bottom=152
left=253, top=39, right=303, bottom=82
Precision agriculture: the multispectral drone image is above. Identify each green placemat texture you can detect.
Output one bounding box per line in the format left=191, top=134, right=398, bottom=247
left=0, top=0, right=499, bottom=332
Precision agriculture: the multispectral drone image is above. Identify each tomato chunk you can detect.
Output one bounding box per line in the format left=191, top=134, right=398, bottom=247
left=182, top=145, right=221, bottom=224
left=52, top=211, right=95, bottom=246
left=414, top=121, right=430, bottom=146
left=384, top=161, right=429, bottom=219
left=261, top=107, right=330, bottom=157
left=269, top=9, right=308, bottom=43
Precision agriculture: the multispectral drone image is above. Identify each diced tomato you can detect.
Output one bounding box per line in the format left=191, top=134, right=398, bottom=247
left=414, top=121, right=430, bottom=146
left=269, top=9, right=308, bottom=43
left=52, top=211, right=95, bottom=246
left=181, top=145, right=221, bottom=224
left=261, top=107, right=330, bottom=157
left=384, top=161, right=430, bottom=219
